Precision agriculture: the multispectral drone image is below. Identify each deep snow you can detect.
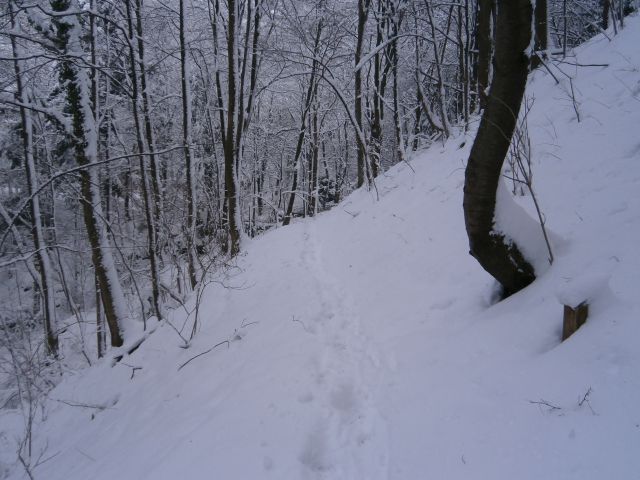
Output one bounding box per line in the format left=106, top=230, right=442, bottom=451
left=2, top=15, right=640, bottom=480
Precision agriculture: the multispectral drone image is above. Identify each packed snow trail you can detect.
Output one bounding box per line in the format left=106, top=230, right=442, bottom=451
left=296, top=222, right=389, bottom=478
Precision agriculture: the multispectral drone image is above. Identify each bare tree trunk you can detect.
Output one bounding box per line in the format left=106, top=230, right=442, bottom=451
left=95, top=273, right=106, bottom=358
left=208, top=0, right=227, bottom=135
left=355, top=0, right=371, bottom=188
left=389, top=1, right=404, bottom=162
left=462, top=0, right=471, bottom=124
left=391, top=37, right=403, bottom=163
left=231, top=0, right=264, bottom=239
left=51, top=0, right=128, bottom=346
left=224, top=0, right=241, bottom=255
left=125, top=0, right=163, bottom=318
left=235, top=0, right=262, bottom=157
left=283, top=21, right=323, bottom=226
left=562, top=0, right=568, bottom=57
left=134, top=0, right=163, bottom=228
left=370, top=0, right=388, bottom=178
left=425, top=1, right=452, bottom=137
left=532, top=0, right=548, bottom=68
left=309, top=100, right=320, bottom=216
left=179, top=0, right=199, bottom=285
left=618, top=0, right=624, bottom=28
left=207, top=0, right=228, bottom=247
left=463, top=0, right=536, bottom=297
left=9, top=0, right=58, bottom=356
left=602, top=0, right=611, bottom=29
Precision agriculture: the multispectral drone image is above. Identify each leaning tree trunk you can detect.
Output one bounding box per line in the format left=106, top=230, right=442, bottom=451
left=52, top=0, right=128, bottom=346
left=463, top=0, right=535, bottom=297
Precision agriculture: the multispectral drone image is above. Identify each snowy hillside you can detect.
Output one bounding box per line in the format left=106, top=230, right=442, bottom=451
left=3, top=16, right=640, bottom=480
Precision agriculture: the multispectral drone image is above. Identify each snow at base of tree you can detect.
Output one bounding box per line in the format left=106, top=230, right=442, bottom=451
left=493, top=177, right=557, bottom=276
left=2, top=14, right=640, bottom=480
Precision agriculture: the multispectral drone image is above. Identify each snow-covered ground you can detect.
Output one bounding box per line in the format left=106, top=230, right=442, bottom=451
left=2, top=15, right=640, bottom=480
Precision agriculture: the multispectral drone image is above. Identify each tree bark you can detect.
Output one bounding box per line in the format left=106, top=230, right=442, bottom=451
left=602, top=0, right=610, bottom=30
left=463, top=0, right=536, bottom=297
left=475, top=0, right=493, bottom=110
left=532, top=0, right=548, bottom=68
left=224, top=0, right=241, bottom=255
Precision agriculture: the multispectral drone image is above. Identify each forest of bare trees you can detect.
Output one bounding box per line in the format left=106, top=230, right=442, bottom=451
left=0, top=0, right=632, bottom=366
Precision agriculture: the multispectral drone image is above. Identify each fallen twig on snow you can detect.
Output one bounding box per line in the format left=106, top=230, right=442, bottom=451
left=177, top=340, right=230, bottom=371
left=529, top=399, right=562, bottom=412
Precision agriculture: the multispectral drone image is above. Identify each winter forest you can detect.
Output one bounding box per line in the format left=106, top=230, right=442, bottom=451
left=1, top=0, right=640, bottom=478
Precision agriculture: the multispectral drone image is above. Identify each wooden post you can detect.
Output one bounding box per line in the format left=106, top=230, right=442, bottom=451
left=562, top=302, right=588, bottom=341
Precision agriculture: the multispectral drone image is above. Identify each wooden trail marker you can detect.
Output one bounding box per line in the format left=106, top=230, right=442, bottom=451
left=562, top=302, right=589, bottom=341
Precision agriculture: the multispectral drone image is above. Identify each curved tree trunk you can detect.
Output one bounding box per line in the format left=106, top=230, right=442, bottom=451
left=463, top=0, right=535, bottom=297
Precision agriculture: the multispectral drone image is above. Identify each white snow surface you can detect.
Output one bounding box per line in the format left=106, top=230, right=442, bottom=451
left=3, top=17, right=640, bottom=480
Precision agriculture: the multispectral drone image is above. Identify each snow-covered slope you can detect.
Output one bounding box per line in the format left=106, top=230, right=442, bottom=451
left=4, top=16, right=640, bottom=480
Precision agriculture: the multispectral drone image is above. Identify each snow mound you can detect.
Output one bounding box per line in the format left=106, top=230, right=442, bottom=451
left=556, top=273, right=611, bottom=308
